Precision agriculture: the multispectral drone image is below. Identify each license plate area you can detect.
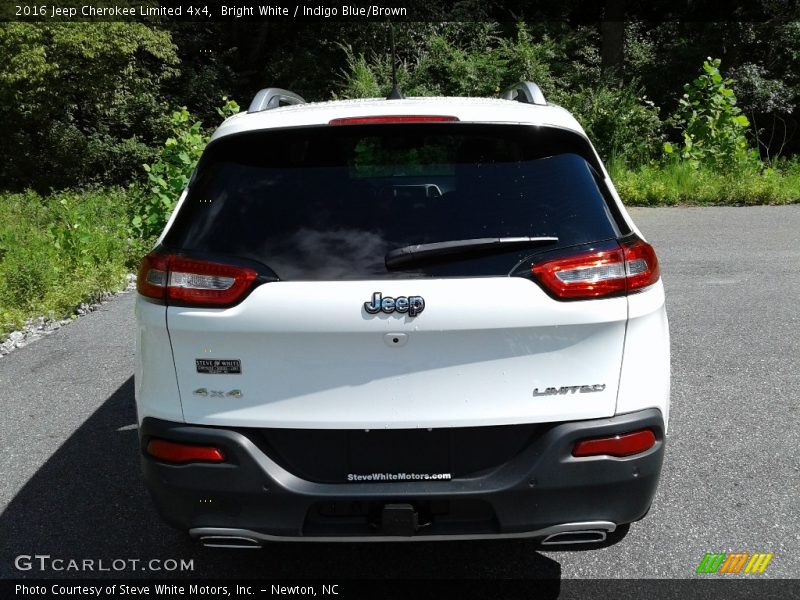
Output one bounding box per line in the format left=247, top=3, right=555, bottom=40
left=249, top=424, right=541, bottom=483
left=347, top=429, right=450, bottom=483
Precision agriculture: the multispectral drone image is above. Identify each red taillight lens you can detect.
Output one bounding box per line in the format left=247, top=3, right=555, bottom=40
left=328, top=115, right=459, bottom=125
left=166, top=256, right=257, bottom=306
left=532, top=246, right=627, bottom=299
left=621, top=239, right=660, bottom=291
left=146, top=439, right=225, bottom=464
left=137, top=253, right=170, bottom=301
left=531, top=239, right=659, bottom=299
left=136, top=253, right=258, bottom=307
left=572, top=429, right=656, bottom=458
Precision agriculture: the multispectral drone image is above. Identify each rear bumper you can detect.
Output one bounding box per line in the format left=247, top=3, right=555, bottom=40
left=140, top=408, right=665, bottom=541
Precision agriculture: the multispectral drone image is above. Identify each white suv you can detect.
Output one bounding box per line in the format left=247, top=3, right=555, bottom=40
left=135, top=83, right=669, bottom=548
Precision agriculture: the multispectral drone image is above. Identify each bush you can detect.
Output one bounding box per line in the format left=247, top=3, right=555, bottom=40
left=336, top=23, right=558, bottom=99
left=664, top=58, right=756, bottom=170
left=134, top=107, right=205, bottom=241
left=0, top=189, right=134, bottom=337
left=133, top=99, right=239, bottom=241
left=555, top=80, right=663, bottom=165
left=336, top=25, right=661, bottom=166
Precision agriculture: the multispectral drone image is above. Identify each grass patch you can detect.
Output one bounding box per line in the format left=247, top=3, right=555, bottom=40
left=0, top=188, right=143, bottom=338
left=609, top=160, right=800, bottom=206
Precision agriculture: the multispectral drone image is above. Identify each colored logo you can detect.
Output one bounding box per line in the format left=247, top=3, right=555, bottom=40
left=696, top=552, right=773, bottom=574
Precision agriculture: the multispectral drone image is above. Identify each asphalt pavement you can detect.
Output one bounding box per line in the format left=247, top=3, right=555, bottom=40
left=1, top=206, right=798, bottom=582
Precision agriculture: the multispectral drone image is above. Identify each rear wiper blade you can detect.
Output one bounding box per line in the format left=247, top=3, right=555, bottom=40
left=385, top=236, right=559, bottom=270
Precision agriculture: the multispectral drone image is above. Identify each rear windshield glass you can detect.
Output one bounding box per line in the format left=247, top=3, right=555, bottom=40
left=163, top=124, right=619, bottom=280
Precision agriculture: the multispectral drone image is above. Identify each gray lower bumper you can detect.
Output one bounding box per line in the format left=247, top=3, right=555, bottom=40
left=140, top=408, right=665, bottom=541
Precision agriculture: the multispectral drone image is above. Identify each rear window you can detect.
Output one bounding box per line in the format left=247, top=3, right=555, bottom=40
left=163, top=123, right=620, bottom=280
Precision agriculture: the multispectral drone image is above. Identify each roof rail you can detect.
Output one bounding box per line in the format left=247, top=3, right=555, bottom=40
left=501, top=81, right=547, bottom=106
left=248, top=88, right=306, bottom=113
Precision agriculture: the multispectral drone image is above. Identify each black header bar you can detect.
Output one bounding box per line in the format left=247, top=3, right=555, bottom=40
left=3, top=0, right=800, bottom=23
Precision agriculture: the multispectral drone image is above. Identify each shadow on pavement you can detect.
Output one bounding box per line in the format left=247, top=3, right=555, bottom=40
left=1, top=377, right=562, bottom=584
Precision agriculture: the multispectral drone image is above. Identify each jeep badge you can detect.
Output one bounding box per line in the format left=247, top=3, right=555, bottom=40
left=363, top=292, right=425, bottom=317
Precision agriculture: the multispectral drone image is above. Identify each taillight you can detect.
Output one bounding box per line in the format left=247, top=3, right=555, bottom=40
left=146, top=439, right=225, bottom=464
left=137, top=253, right=170, bottom=301
left=620, top=238, right=660, bottom=291
left=531, top=239, right=659, bottom=300
left=572, top=429, right=656, bottom=458
left=328, top=115, right=459, bottom=125
left=137, top=253, right=258, bottom=307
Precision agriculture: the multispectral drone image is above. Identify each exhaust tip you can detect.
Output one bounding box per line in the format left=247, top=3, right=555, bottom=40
left=199, top=535, right=262, bottom=549
left=540, top=529, right=608, bottom=546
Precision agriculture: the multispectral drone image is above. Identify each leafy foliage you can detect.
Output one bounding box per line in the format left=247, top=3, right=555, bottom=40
left=730, top=62, right=796, bottom=160
left=555, top=80, right=663, bottom=164
left=133, top=99, right=239, bottom=241
left=0, top=23, right=179, bottom=191
left=664, top=58, right=755, bottom=169
left=337, top=23, right=659, bottom=165
left=336, top=23, right=558, bottom=99
left=5, top=20, right=800, bottom=190
left=0, top=189, right=134, bottom=337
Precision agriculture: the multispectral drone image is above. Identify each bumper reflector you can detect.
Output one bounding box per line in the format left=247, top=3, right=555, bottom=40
left=146, top=439, right=225, bottom=464
left=572, top=429, right=656, bottom=458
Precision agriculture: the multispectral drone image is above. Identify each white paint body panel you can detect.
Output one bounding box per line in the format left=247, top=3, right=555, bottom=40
left=616, top=281, right=671, bottom=429
left=166, top=279, right=628, bottom=429
left=134, top=297, right=183, bottom=424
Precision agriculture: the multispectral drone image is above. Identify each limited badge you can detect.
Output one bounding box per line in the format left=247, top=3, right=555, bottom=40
left=195, top=359, right=241, bottom=375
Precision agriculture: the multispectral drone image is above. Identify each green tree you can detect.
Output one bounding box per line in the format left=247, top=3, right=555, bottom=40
left=0, top=23, right=179, bottom=190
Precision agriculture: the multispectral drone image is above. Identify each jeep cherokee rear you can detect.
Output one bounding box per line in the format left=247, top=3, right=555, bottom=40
left=135, top=83, right=669, bottom=546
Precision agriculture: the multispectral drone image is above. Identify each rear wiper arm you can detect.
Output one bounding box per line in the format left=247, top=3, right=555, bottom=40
left=385, top=236, right=559, bottom=270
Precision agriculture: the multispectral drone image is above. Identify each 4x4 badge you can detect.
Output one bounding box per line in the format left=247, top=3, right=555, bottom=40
left=364, top=292, right=425, bottom=317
